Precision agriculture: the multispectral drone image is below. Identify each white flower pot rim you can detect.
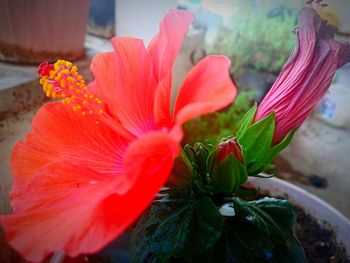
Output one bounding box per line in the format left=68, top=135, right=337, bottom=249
left=248, top=177, right=350, bottom=255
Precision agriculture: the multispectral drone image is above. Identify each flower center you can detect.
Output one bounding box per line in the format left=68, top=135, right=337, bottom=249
left=38, top=60, right=136, bottom=141
left=38, top=60, right=104, bottom=117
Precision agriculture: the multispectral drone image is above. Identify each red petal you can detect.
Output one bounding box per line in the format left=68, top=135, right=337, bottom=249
left=148, top=10, right=194, bottom=127
left=90, top=37, right=157, bottom=137
left=148, top=10, right=194, bottom=82
left=153, top=74, right=173, bottom=127
left=173, top=56, right=237, bottom=125
left=10, top=102, right=128, bottom=192
left=2, top=132, right=179, bottom=262
left=1, top=163, right=125, bottom=262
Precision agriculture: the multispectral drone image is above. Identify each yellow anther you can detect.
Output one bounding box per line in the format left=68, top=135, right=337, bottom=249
left=65, top=61, right=72, bottom=68
left=60, top=80, right=66, bottom=88
left=39, top=59, right=105, bottom=118
left=72, top=105, right=82, bottom=111
left=49, top=72, right=56, bottom=79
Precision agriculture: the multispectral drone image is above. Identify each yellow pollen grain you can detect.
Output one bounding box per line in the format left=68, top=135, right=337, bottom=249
left=39, top=59, right=105, bottom=118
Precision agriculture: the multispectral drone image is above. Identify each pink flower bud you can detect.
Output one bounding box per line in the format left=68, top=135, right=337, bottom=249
left=255, top=7, right=350, bottom=144
left=217, top=137, right=243, bottom=163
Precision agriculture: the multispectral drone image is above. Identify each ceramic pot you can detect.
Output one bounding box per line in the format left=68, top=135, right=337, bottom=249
left=0, top=0, right=89, bottom=64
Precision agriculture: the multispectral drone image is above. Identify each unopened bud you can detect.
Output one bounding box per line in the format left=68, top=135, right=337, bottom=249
left=217, top=137, right=243, bottom=163
left=207, top=138, right=247, bottom=193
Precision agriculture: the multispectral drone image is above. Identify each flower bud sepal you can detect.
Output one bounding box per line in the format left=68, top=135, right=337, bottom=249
left=210, top=153, right=248, bottom=193
left=207, top=138, right=248, bottom=194
left=237, top=104, right=296, bottom=175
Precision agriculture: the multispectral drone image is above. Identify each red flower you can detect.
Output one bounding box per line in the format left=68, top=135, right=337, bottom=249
left=0, top=11, right=236, bottom=262
left=255, top=7, right=350, bottom=144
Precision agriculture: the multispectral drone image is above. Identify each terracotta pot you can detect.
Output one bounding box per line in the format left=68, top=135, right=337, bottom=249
left=248, top=177, right=350, bottom=255
left=0, top=0, right=89, bottom=64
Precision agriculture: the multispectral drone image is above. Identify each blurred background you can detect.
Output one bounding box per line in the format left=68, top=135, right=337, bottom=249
left=0, top=0, right=350, bottom=256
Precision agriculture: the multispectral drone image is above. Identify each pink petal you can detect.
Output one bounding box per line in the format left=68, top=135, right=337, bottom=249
left=255, top=7, right=350, bottom=144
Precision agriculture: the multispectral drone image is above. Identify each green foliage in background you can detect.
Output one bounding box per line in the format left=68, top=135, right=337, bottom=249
left=183, top=90, right=256, bottom=145
left=207, top=6, right=297, bottom=77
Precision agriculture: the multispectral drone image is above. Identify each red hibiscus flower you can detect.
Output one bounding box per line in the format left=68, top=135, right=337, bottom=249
left=0, top=10, right=236, bottom=262
left=255, top=7, right=350, bottom=144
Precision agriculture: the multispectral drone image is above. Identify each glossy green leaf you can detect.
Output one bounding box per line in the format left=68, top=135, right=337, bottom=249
left=238, top=112, right=276, bottom=174
left=145, top=197, right=222, bottom=262
left=221, top=197, right=306, bottom=263
left=268, top=129, right=296, bottom=161
left=223, top=216, right=307, bottom=263
left=237, top=103, right=257, bottom=139
left=129, top=212, right=153, bottom=263
left=180, top=196, right=223, bottom=262
left=251, top=197, right=296, bottom=233
left=233, top=197, right=282, bottom=236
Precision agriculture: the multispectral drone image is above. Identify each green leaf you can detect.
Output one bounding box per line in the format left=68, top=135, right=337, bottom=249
left=146, top=200, right=193, bottom=261
left=220, top=197, right=306, bottom=263
left=129, top=212, right=154, bottom=263
left=233, top=197, right=283, bottom=236
left=238, top=112, right=276, bottom=174
left=251, top=197, right=296, bottom=233
left=180, top=197, right=223, bottom=262
left=223, top=217, right=307, bottom=263
left=145, top=197, right=222, bottom=262
left=236, top=108, right=296, bottom=175
left=237, top=103, right=257, bottom=139
left=268, top=129, right=296, bottom=161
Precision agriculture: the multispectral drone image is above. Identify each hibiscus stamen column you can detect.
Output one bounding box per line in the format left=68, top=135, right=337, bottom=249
left=38, top=60, right=136, bottom=140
